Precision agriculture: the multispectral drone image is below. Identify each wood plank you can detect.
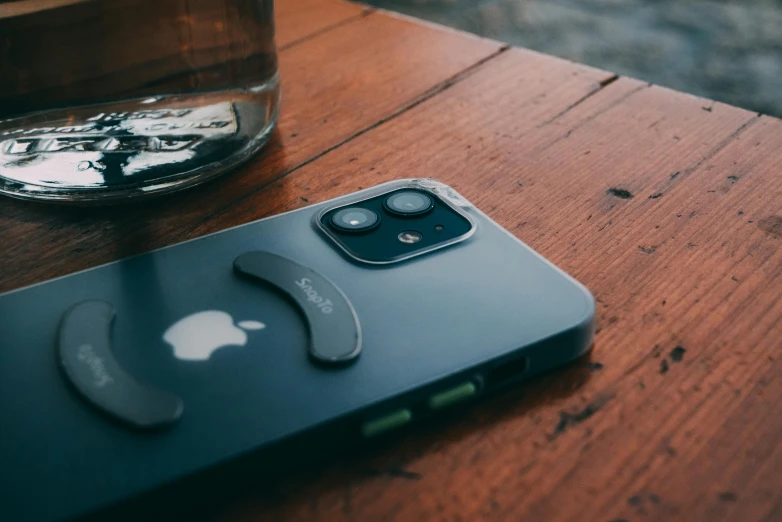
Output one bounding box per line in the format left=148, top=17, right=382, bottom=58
left=0, top=10, right=502, bottom=293
left=189, top=48, right=619, bottom=235
left=194, top=49, right=782, bottom=522
left=275, top=0, right=369, bottom=48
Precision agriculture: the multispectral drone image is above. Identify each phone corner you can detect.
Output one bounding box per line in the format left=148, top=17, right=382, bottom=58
left=570, top=284, right=597, bottom=359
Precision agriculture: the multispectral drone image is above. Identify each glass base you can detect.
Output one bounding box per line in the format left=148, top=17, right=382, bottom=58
left=0, top=74, right=279, bottom=204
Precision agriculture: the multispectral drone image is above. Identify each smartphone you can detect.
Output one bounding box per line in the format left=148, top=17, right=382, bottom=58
left=0, top=179, right=594, bottom=522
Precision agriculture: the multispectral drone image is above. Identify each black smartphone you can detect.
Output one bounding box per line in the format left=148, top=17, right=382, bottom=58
left=0, top=179, right=594, bottom=522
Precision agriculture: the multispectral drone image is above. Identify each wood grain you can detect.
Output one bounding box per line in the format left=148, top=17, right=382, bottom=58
left=275, top=0, right=369, bottom=48
left=2, top=2, right=781, bottom=522
left=182, top=49, right=780, bottom=522
left=0, top=9, right=501, bottom=293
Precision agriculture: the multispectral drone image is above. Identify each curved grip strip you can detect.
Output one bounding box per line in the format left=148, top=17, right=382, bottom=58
left=58, top=300, right=183, bottom=429
left=233, top=251, right=362, bottom=365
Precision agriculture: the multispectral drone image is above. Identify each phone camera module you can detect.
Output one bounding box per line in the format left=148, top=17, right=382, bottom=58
left=331, top=207, right=380, bottom=233
left=384, top=191, right=433, bottom=216
left=320, top=187, right=474, bottom=263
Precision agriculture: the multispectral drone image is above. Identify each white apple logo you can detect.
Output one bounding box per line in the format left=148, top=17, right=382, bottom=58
left=163, top=311, right=265, bottom=361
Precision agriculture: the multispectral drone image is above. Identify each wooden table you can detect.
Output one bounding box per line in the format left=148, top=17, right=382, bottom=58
left=2, top=1, right=781, bottom=520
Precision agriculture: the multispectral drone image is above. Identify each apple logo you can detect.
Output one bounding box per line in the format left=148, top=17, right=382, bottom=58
left=163, top=310, right=266, bottom=361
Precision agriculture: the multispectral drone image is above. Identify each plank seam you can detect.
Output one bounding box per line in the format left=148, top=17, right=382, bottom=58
left=656, top=113, right=762, bottom=194
left=536, top=74, right=620, bottom=128
left=278, top=8, right=374, bottom=52
left=280, top=45, right=511, bottom=174
left=184, top=45, right=511, bottom=235
left=535, top=82, right=652, bottom=153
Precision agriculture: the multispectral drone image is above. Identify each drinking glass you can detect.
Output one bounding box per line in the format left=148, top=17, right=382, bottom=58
left=0, top=0, right=279, bottom=202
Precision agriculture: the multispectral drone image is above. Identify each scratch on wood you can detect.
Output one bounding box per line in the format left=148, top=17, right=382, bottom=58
left=620, top=344, right=662, bottom=379
left=518, top=459, right=538, bottom=477
left=543, top=83, right=651, bottom=149
left=662, top=114, right=761, bottom=190
left=537, top=74, right=619, bottom=128
left=758, top=216, right=782, bottom=239
left=548, top=394, right=613, bottom=440
left=607, top=188, right=634, bottom=199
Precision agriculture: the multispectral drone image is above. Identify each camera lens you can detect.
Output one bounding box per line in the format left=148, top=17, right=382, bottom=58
left=384, top=191, right=433, bottom=216
left=331, top=207, right=379, bottom=232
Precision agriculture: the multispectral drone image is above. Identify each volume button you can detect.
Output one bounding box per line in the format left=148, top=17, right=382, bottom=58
left=361, top=409, right=412, bottom=437
left=428, top=381, right=477, bottom=410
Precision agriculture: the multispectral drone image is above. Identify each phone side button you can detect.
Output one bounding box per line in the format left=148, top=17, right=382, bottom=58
left=428, top=381, right=477, bottom=410
left=360, top=409, right=412, bottom=438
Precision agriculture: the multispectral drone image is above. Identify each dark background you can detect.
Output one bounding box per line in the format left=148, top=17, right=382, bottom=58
left=367, top=0, right=782, bottom=117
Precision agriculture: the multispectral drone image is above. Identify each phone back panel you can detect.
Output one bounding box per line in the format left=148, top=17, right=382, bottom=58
left=0, top=180, right=594, bottom=522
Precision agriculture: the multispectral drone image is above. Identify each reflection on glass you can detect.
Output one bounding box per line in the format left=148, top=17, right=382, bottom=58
left=0, top=0, right=279, bottom=202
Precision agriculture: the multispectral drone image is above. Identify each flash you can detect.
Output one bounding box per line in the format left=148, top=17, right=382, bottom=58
left=398, top=231, right=422, bottom=244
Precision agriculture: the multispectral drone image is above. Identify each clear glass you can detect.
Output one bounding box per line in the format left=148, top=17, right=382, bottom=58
left=0, top=0, right=280, bottom=203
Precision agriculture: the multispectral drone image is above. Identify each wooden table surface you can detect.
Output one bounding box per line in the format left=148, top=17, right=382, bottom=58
left=2, top=1, right=781, bottom=521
